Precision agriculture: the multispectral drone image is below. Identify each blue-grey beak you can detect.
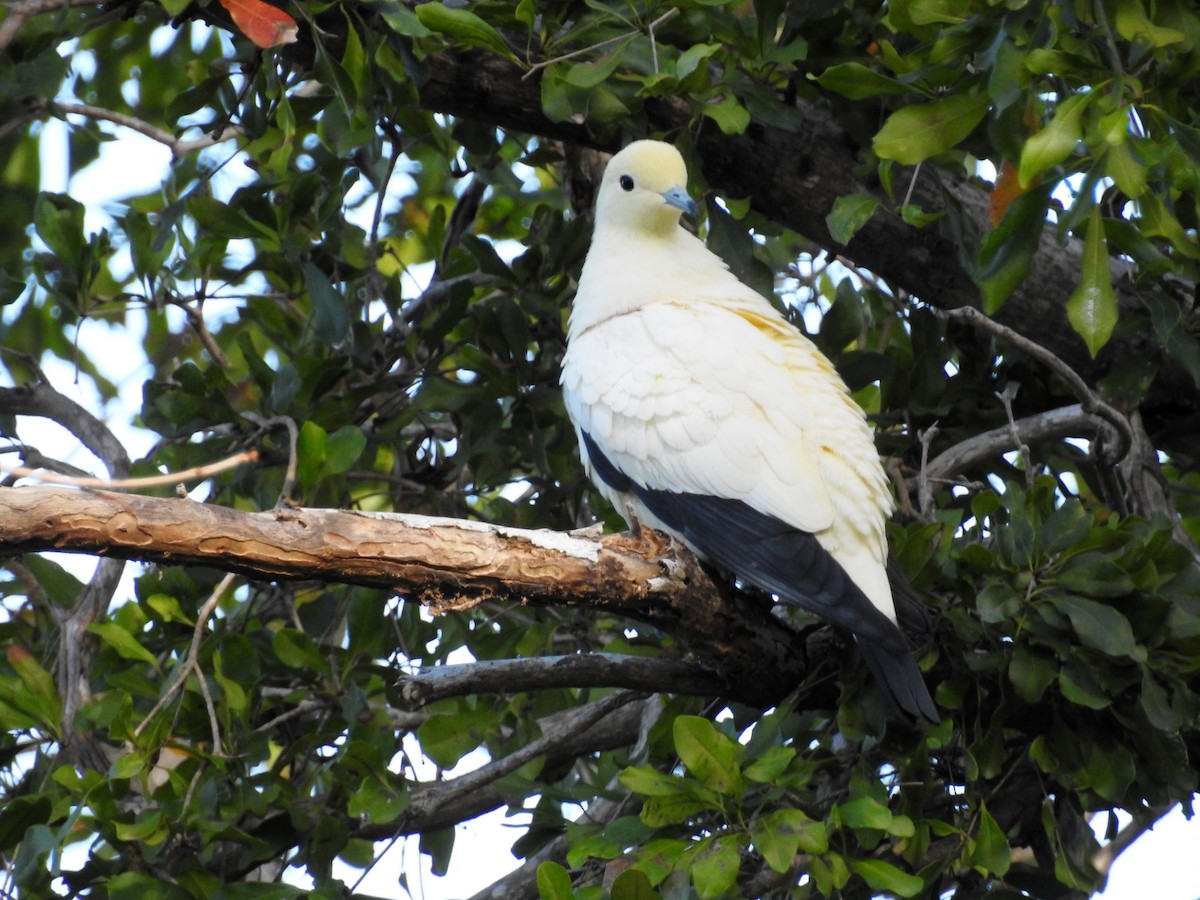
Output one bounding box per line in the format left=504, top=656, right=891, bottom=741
left=661, top=186, right=698, bottom=218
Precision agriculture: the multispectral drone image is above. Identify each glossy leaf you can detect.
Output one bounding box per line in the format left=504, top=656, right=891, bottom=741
left=873, top=93, right=990, bottom=164
left=673, top=716, right=742, bottom=794
left=1019, top=93, right=1090, bottom=187
left=1066, top=206, right=1118, bottom=357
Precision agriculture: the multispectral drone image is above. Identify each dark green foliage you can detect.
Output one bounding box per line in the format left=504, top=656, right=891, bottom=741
left=2, top=0, right=1200, bottom=897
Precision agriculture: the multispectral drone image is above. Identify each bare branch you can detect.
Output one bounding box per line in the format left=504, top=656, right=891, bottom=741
left=920, top=404, right=1107, bottom=485
left=358, top=695, right=647, bottom=841
left=134, top=572, right=237, bottom=753
left=941, top=307, right=1132, bottom=449
left=2, top=449, right=257, bottom=490
left=399, top=653, right=730, bottom=706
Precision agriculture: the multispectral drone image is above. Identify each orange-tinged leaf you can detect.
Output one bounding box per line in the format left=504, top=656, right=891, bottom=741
left=217, top=0, right=298, bottom=49
left=989, top=160, right=1025, bottom=226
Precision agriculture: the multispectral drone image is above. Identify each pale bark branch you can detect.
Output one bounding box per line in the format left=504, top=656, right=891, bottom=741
left=0, top=485, right=816, bottom=707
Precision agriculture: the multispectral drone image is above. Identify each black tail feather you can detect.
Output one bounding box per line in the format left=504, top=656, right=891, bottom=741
left=856, top=636, right=940, bottom=724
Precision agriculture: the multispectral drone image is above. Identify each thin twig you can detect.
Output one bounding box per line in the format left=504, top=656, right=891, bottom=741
left=1, top=449, right=257, bottom=490
left=996, top=385, right=1034, bottom=487
left=168, top=297, right=231, bottom=369
left=242, top=415, right=298, bottom=507
left=942, top=306, right=1133, bottom=449
left=917, top=421, right=940, bottom=517
left=133, top=572, right=236, bottom=754
left=522, top=8, right=677, bottom=80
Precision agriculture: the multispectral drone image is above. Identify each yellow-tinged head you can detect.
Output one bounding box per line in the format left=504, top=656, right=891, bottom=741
left=595, top=140, right=698, bottom=236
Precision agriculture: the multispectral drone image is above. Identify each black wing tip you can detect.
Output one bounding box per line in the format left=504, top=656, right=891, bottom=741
left=856, top=639, right=940, bottom=725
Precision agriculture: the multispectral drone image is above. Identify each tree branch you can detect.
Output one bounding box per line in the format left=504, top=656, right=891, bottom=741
left=1091, top=803, right=1177, bottom=878
left=398, top=653, right=730, bottom=706
left=411, top=50, right=1196, bottom=437
left=396, top=692, right=641, bottom=832
left=920, top=404, right=1107, bottom=484
left=0, top=485, right=814, bottom=707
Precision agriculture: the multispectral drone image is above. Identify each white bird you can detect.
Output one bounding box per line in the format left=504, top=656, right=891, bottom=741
left=560, top=140, right=938, bottom=723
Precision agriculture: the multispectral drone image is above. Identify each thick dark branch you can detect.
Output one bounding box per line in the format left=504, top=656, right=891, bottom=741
left=414, top=50, right=1195, bottom=432
left=359, top=695, right=646, bottom=840
left=399, top=653, right=730, bottom=706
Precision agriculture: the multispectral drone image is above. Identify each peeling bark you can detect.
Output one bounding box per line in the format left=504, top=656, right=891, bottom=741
left=0, top=485, right=822, bottom=707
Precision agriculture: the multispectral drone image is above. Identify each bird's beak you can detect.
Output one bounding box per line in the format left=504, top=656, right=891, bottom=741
left=661, top=186, right=698, bottom=219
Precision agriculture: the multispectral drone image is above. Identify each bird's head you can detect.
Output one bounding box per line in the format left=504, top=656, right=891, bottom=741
left=595, top=140, right=698, bottom=236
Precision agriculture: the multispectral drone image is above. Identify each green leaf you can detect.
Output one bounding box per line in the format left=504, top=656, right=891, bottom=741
left=609, top=868, right=658, bottom=900
left=271, top=628, right=330, bottom=672
left=1052, top=595, right=1137, bottom=657
left=34, top=192, right=86, bottom=274
left=88, top=623, right=160, bottom=669
left=690, top=836, right=741, bottom=900
left=1019, top=92, right=1090, bottom=187
left=6, top=645, right=61, bottom=734
left=348, top=781, right=411, bottom=824
left=673, top=716, right=742, bottom=794
left=302, top=260, right=350, bottom=346
left=826, top=194, right=879, bottom=245
left=971, top=803, right=1011, bottom=876
left=752, top=809, right=828, bottom=873
left=323, top=425, right=367, bottom=475
left=640, top=794, right=713, bottom=827
left=812, top=63, right=911, bottom=99
left=1103, top=140, right=1147, bottom=199
left=873, top=93, right=990, bottom=164
left=619, top=765, right=690, bottom=797
left=977, top=187, right=1051, bottom=313
left=702, top=96, right=751, bottom=135
left=1008, top=643, right=1058, bottom=702
left=536, top=862, right=576, bottom=900
left=0, top=796, right=51, bottom=854
left=743, top=745, right=795, bottom=783
left=1113, top=1, right=1186, bottom=46
left=836, top=795, right=893, bottom=830
left=297, top=420, right=327, bottom=489
left=1066, top=206, right=1118, bottom=357
left=415, top=2, right=517, bottom=60
left=847, top=859, right=924, bottom=897
left=109, top=871, right=191, bottom=900
left=676, top=43, right=720, bottom=81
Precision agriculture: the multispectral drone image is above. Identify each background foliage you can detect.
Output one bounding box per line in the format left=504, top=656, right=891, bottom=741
left=2, top=0, right=1200, bottom=897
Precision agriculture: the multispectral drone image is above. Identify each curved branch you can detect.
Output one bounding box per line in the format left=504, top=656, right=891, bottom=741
left=941, top=307, right=1132, bottom=448
left=1091, top=803, right=1177, bottom=878
left=921, top=404, right=1107, bottom=484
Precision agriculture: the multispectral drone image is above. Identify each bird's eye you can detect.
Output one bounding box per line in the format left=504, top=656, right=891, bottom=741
left=619, top=175, right=635, bottom=192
